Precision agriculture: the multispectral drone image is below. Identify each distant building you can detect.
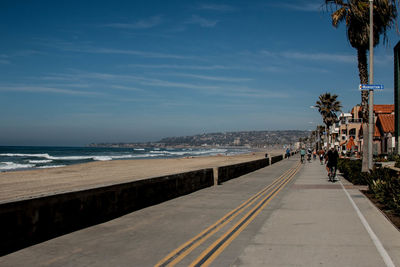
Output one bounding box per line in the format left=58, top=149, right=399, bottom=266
left=374, top=112, right=395, bottom=154
left=233, top=137, right=241, bottom=146
left=330, top=104, right=395, bottom=155
left=338, top=106, right=363, bottom=154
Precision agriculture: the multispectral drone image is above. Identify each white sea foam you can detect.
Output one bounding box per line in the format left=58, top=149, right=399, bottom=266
left=148, top=148, right=228, bottom=157
left=37, top=165, right=66, bottom=169
left=93, top=156, right=113, bottom=161
left=0, top=153, right=128, bottom=161
left=29, top=160, right=53, bottom=164
left=0, top=162, right=35, bottom=170
left=0, top=153, right=51, bottom=158
left=0, top=149, right=249, bottom=171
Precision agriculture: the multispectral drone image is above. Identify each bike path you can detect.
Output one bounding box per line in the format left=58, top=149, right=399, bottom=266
left=0, top=157, right=299, bottom=266
left=233, top=159, right=400, bottom=267
left=1, top=157, right=399, bottom=266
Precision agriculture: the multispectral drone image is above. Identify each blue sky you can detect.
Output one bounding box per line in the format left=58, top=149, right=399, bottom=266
left=0, top=0, right=398, bottom=146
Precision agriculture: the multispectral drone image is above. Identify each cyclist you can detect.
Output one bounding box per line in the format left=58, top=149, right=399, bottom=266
left=325, top=145, right=339, bottom=181
left=307, top=148, right=312, bottom=162
left=300, top=148, right=306, bottom=163
left=319, top=149, right=325, bottom=165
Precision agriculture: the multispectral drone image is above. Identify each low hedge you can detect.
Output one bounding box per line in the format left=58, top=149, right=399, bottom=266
left=337, top=158, right=368, bottom=185
left=368, top=168, right=400, bottom=216
left=338, top=158, right=400, bottom=216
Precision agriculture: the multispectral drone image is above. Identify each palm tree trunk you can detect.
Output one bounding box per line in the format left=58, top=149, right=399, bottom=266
left=358, top=47, right=369, bottom=85
left=357, top=47, right=370, bottom=172
left=326, top=127, right=330, bottom=149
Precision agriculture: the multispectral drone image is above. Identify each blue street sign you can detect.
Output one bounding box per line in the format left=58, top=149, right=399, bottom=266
left=359, top=84, right=384, bottom=90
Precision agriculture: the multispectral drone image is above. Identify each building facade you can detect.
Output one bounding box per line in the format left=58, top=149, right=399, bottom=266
left=328, top=104, right=394, bottom=156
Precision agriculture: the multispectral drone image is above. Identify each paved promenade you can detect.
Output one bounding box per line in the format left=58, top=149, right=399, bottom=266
left=1, top=156, right=399, bottom=266
left=235, top=158, right=400, bottom=267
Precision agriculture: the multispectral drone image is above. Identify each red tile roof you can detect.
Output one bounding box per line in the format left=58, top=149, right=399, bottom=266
left=377, top=114, right=394, bottom=133
left=357, top=104, right=394, bottom=114
left=374, top=104, right=394, bottom=114
left=374, top=124, right=381, bottom=137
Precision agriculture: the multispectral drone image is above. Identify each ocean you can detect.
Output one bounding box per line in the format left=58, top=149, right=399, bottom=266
left=0, top=146, right=252, bottom=172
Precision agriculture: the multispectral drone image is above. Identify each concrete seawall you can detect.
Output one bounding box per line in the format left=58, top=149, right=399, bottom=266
left=0, top=169, right=214, bottom=256
left=216, top=158, right=269, bottom=184
left=0, top=155, right=286, bottom=256
left=271, top=155, right=284, bottom=164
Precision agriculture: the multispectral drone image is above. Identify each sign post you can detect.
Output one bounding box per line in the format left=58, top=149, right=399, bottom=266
left=394, top=41, right=400, bottom=155
left=360, top=85, right=384, bottom=168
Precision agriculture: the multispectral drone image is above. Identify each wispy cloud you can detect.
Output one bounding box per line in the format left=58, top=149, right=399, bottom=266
left=105, top=16, right=163, bottom=29
left=139, top=78, right=220, bottom=90
left=0, top=85, right=103, bottom=96
left=186, top=15, right=218, bottom=28
left=272, top=1, right=321, bottom=12
left=227, top=87, right=290, bottom=99
left=198, top=4, right=236, bottom=12
left=86, top=47, right=194, bottom=59
left=172, top=73, right=252, bottom=82
left=109, top=85, right=144, bottom=92
left=261, top=49, right=355, bottom=63
left=40, top=71, right=221, bottom=92
left=125, top=63, right=235, bottom=70
left=35, top=70, right=287, bottom=99
left=282, top=51, right=355, bottom=63
left=36, top=39, right=194, bottom=60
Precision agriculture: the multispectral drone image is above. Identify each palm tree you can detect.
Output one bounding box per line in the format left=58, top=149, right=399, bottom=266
left=315, top=93, right=342, bottom=148
left=324, top=0, right=397, bottom=171
left=324, top=0, right=397, bottom=117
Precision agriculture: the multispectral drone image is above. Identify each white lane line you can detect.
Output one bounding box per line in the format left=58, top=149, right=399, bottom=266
left=339, top=181, right=395, bottom=267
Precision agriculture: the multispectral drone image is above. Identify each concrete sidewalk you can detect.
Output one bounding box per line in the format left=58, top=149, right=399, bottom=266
left=1, top=157, right=399, bottom=266
left=234, top=159, right=400, bottom=266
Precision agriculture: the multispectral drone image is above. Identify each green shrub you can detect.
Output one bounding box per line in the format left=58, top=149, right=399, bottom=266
left=394, top=155, right=400, bottom=168
left=367, top=168, right=400, bottom=216
left=338, top=158, right=400, bottom=215
left=338, top=158, right=368, bottom=185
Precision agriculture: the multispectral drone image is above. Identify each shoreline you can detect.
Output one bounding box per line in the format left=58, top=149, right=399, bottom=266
left=0, top=150, right=282, bottom=204
left=0, top=146, right=263, bottom=173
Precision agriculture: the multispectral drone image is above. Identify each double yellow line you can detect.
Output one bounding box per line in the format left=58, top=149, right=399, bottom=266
left=156, top=162, right=301, bottom=267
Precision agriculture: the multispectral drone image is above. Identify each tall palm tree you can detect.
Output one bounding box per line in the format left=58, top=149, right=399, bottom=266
left=315, top=93, right=342, bottom=148
left=324, top=0, right=397, bottom=171
left=324, top=0, right=397, bottom=118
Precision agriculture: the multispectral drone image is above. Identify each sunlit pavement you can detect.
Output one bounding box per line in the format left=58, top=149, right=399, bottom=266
left=1, top=156, right=399, bottom=267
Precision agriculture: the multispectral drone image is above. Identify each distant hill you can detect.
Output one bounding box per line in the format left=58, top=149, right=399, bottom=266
left=158, top=130, right=309, bottom=147
left=88, top=130, right=310, bottom=148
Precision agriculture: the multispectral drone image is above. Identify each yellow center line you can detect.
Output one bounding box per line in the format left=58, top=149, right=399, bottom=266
left=155, top=168, right=293, bottom=267
left=155, top=162, right=300, bottom=267
left=189, top=164, right=301, bottom=267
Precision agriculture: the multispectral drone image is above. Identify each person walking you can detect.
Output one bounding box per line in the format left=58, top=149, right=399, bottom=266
left=286, top=148, right=291, bottom=158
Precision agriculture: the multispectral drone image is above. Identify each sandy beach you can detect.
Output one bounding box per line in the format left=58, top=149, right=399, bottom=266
left=0, top=150, right=283, bottom=204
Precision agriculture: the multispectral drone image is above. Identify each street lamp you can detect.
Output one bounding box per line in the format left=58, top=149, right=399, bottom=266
left=368, top=0, right=374, bottom=170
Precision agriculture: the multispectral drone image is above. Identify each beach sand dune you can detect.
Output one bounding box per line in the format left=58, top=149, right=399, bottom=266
left=0, top=150, right=283, bottom=203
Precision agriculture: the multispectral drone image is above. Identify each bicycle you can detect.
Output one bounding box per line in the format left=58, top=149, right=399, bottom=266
left=328, top=165, right=337, bottom=182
